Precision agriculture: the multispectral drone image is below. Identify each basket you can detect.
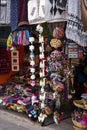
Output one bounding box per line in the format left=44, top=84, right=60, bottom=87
left=84, top=102, right=87, bottom=109
left=73, top=125, right=87, bottom=130
left=72, top=118, right=87, bottom=129
left=73, top=100, right=85, bottom=109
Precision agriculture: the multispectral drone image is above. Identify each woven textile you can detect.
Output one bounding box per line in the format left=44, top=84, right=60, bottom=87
left=10, top=0, right=18, bottom=32
left=45, top=0, right=67, bottom=22
left=65, top=0, right=87, bottom=47
left=0, top=0, right=11, bottom=24
left=28, top=0, right=45, bottom=24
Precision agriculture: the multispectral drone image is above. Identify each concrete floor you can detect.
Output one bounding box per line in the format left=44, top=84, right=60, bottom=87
left=0, top=109, right=74, bottom=130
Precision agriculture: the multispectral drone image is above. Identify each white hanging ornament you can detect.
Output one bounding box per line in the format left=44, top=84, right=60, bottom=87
left=39, top=35, right=44, bottom=43
left=39, top=53, right=44, bottom=59
left=40, top=80, right=43, bottom=86
left=30, top=52, right=34, bottom=58
left=40, top=71, right=44, bottom=77
left=30, top=68, right=35, bottom=73
left=36, top=25, right=43, bottom=34
left=42, top=78, right=45, bottom=87
left=29, top=37, right=35, bottom=43
left=39, top=46, right=44, bottom=52
left=30, top=60, right=35, bottom=66
left=41, top=102, right=45, bottom=109
left=29, top=45, right=34, bottom=51
left=39, top=92, right=46, bottom=101
left=41, top=87, right=45, bottom=93
left=39, top=61, right=44, bottom=68
left=30, top=74, right=36, bottom=80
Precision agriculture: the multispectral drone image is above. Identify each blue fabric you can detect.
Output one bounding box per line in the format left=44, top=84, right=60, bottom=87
left=25, top=30, right=30, bottom=42
left=11, top=0, right=18, bottom=32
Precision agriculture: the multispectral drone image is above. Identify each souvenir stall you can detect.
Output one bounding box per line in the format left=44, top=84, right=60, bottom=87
left=0, top=0, right=87, bottom=128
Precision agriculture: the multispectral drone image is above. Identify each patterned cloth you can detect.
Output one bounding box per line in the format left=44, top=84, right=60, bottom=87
left=45, top=0, right=67, bottom=22
left=28, top=0, right=45, bottom=24
left=18, top=0, right=29, bottom=26
left=10, top=0, right=18, bottom=32
left=0, top=0, right=11, bottom=24
left=65, top=0, right=87, bottom=47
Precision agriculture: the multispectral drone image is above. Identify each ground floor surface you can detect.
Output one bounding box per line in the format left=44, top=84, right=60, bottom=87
left=0, top=108, right=74, bottom=130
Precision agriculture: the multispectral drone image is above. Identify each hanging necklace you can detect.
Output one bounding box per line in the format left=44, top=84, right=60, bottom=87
left=29, top=37, right=36, bottom=87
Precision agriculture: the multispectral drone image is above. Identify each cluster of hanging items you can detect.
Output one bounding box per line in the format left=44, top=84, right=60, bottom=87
left=1, top=0, right=87, bottom=48
left=29, top=37, right=36, bottom=87
left=6, top=30, right=30, bottom=50
left=36, top=24, right=46, bottom=110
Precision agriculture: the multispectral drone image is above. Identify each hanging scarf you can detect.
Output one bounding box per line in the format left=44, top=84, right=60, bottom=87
left=10, top=0, right=18, bottom=32
left=65, top=0, right=87, bottom=47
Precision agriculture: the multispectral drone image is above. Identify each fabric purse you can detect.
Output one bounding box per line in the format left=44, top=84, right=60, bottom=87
left=81, top=0, right=87, bottom=31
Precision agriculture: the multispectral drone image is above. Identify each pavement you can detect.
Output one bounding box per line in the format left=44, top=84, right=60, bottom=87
left=0, top=107, right=74, bottom=130
left=0, top=117, right=29, bottom=130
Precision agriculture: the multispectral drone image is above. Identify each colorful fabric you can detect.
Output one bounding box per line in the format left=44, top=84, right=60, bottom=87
left=18, top=0, right=29, bottom=26
left=10, top=0, right=18, bottom=32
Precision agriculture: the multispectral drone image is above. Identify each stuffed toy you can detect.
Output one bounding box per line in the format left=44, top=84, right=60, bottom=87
left=28, top=105, right=38, bottom=121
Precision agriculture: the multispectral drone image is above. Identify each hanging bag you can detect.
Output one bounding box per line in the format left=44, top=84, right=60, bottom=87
left=81, top=0, right=87, bottom=31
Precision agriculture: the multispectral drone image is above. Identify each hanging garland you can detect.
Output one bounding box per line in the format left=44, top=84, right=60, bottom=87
left=29, top=37, right=36, bottom=87
left=36, top=24, right=47, bottom=119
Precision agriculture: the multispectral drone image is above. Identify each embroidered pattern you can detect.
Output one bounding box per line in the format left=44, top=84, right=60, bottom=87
left=66, top=0, right=87, bottom=47
left=49, top=0, right=67, bottom=15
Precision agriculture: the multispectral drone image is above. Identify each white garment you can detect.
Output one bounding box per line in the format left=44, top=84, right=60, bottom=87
left=45, top=0, right=67, bottom=23
left=28, top=0, right=45, bottom=24
left=65, top=0, right=87, bottom=47
left=0, top=0, right=11, bottom=24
